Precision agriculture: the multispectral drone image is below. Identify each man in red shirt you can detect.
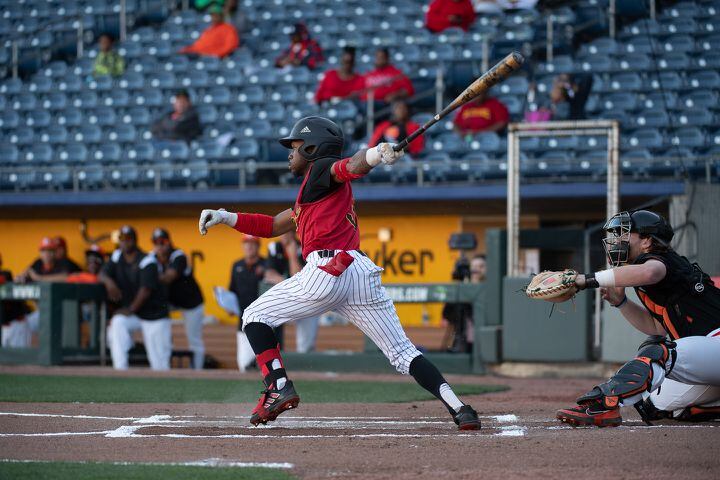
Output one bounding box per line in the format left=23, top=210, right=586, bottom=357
left=179, top=6, right=239, bottom=58
left=199, top=116, right=481, bottom=431
left=363, top=48, right=414, bottom=104
left=275, top=23, right=323, bottom=70
left=453, top=91, right=510, bottom=135
left=368, top=100, right=424, bottom=156
left=425, top=0, right=477, bottom=33
left=315, top=46, right=365, bottom=104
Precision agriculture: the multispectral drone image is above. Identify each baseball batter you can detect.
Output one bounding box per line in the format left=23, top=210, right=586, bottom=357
left=556, top=210, right=720, bottom=427
left=199, top=116, right=481, bottom=430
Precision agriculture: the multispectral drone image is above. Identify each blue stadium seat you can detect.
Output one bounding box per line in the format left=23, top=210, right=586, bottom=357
left=602, top=92, right=638, bottom=112
left=0, top=111, right=20, bottom=129
left=197, top=105, right=218, bottom=124
left=470, top=132, right=502, bottom=153
left=26, top=109, right=51, bottom=128
left=88, top=75, right=113, bottom=92
left=125, top=142, right=154, bottom=162
left=223, top=104, right=252, bottom=123
left=149, top=71, right=176, bottom=90
left=134, top=89, right=164, bottom=107
left=179, top=160, right=209, bottom=184
left=622, top=36, right=654, bottom=54
left=687, top=71, right=720, bottom=89
left=698, top=34, right=720, bottom=52
left=669, top=127, right=706, bottom=148
left=40, top=126, right=69, bottom=144
left=88, top=107, right=117, bottom=126
left=659, top=35, right=695, bottom=53
left=11, top=93, right=37, bottom=111
left=92, top=143, right=122, bottom=163
left=642, top=92, right=678, bottom=110
left=429, top=133, right=468, bottom=157
left=123, top=107, right=152, bottom=126
left=107, top=124, right=137, bottom=143
left=680, top=91, right=719, bottom=110
left=632, top=110, right=670, bottom=128
left=8, top=129, right=34, bottom=146
left=238, top=86, right=266, bottom=105
left=497, top=95, right=523, bottom=116
left=325, top=101, right=358, bottom=122
left=24, top=144, right=53, bottom=164
left=647, top=71, right=683, bottom=91
left=72, top=91, right=99, bottom=109
left=577, top=135, right=609, bottom=151
left=256, top=103, right=285, bottom=123
left=608, top=73, right=643, bottom=91
left=39, top=167, right=72, bottom=188
left=193, top=140, right=225, bottom=160
left=156, top=141, right=189, bottom=162
left=576, top=55, right=615, bottom=73
left=616, top=53, right=652, bottom=72
left=109, top=163, right=140, bottom=185
left=0, top=78, right=23, bottom=95
left=56, top=108, right=83, bottom=127
left=56, top=143, right=88, bottom=164
left=659, top=17, right=697, bottom=35
left=42, top=92, right=68, bottom=110
left=239, top=120, right=273, bottom=139
left=656, top=52, right=691, bottom=71
left=580, top=37, right=619, bottom=56
left=537, top=55, right=574, bottom=75
left=228, top=139, right=261, bottom=160
left=674, top=108, right=714, bottom=128
left=75, top=125, right=103, bottom=144
left=0, top=145, right=20, bottom=164
left=28, top=76, right=53, bottom=94
left=202, top=86, right=231, bottom=106
left=624, top=128, right=664, bottom=150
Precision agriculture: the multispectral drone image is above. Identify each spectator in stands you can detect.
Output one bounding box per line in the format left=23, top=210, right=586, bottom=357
left=153, top=228, right=206, bottom=370
left=426, top=0, right=477, bottom=33
left=179, top=5, right=239, bottom=58
left=275, top=23, right=323, bottom=70
left=66, top=245, right=105, bottom=284
left=550, top=73, right=593, bottom=120
left=14, top=237, right=76, bottom=283
left=368, top=100, right=424, bottom=157
left=363, top=48, right=415, bottom=104
left=453, top=91, right=509, bottom=136
left=0, top=253, right=32, bottom=348
left=100, top=225, right=172, bottom=371
left=54, top=236, right=82, bottom=273
left=264, top=232, right=318, bottom=353
left=230, top=235, right=268, bottom=371
left=151, top=89, right=203, bottom=143
left=315, top=46, right=365, bottom=104
left=93, top=33, right=125, bottom=77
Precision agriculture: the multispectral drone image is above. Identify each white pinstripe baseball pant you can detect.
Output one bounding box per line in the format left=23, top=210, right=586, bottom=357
left=242, top=250, right=421, bottom=374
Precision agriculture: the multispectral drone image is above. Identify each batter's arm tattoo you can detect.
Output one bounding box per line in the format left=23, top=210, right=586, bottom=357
left=330, top=149, right=371, bottom=183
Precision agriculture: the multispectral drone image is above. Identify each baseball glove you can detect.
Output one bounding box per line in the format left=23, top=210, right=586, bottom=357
left=525, top=269, right=579, bottom=303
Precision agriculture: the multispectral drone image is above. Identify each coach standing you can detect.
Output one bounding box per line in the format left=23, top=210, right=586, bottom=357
left=100, top=225, right=172, bottom=370
left=152, top=228, right=206, bottom=370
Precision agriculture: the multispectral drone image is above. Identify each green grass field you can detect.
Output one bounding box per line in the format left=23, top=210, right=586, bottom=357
left=0, top=461, right=295, bottom=480
left=0, top=374, right=507, bottom=403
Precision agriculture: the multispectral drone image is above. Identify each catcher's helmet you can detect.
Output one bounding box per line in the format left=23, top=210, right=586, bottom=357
left=279, top=116, right=344, bottom=161
left=603, top=210, right=674, bottom=266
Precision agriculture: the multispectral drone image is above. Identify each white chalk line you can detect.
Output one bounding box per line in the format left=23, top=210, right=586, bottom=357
left=0, top=458, right=294, bottom=469
left=0, top=412, right=139, bottom=421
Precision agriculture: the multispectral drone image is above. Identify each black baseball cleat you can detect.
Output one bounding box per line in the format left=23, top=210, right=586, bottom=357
left=250, top=380, right=300, bottom=426
left=453, top=405, right=481, bottom=430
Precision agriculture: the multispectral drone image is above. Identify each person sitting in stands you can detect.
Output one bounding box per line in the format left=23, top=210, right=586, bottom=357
left=315, top=46, right=365, bottom=104
left=363, top=48, right=414, bottom=104
left=426, top=0, right=477, bottom=33
left=151, top=89, right=203, bottom=143
left=453, top=91, right=509, bottom=136
left=275, top=23, right=323, bottom=70
left=368, top=100, right=424, bottom=156
left=179, top=5, right=239, bottom=58
left=93, top=33, right=125, bottom=77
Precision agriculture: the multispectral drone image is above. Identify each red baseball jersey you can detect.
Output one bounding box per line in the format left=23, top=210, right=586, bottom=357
left=292, top=159, right=360, bottom=259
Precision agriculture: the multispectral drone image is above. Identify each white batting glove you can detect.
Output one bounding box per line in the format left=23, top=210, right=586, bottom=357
left=366, top=143, right=404, bottom=166
left=198, top=208, right=238, bottom=235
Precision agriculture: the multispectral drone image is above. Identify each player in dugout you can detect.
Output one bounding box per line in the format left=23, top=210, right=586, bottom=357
left=556, top=211, right=720, bottom=427
left=199, top=116, right=482, bottom=430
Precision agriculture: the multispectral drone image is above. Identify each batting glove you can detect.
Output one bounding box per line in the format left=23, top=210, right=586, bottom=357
left=367, top=143, right=404, bottom=167
left=198, top=208, right=238, bottom=235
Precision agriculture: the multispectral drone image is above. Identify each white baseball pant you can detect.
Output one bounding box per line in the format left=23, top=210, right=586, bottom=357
left=295, top=316, right=319, bottom=353
left=243, top=250, right=421, bottom=374
left=236, top=330, right=256, bottom=372
left=646, top=327, right=720, bottom=415
left=107, top=313, right=172, bottom=370
left=179, top=303, right=205, bottom=369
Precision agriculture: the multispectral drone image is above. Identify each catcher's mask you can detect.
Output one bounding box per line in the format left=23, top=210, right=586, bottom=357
left=278, top=116, right=344, bottom=161
left=602, top=210, right=674, bottom=266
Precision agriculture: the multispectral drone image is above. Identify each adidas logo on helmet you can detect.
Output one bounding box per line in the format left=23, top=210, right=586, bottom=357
left=300, top=126, right=311, bottom=133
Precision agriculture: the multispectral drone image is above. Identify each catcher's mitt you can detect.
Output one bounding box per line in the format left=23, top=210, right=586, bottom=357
left=525, top=269, right=579, bottom=303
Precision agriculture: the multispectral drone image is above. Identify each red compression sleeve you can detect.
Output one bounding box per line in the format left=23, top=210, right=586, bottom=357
left=233, top=213, right=274, bottom=237
left=333, top=157, right=366, bottom=182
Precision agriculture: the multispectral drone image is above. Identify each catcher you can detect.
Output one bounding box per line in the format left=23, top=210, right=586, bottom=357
left=529, top=210, right=720, bottom=427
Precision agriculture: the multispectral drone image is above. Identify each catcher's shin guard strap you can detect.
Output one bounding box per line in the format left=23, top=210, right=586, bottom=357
left=578, top=341, right=675, bottom=410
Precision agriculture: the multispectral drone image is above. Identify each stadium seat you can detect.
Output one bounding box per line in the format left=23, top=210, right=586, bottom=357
left=42, top=92, right=68, bottom=110
left=647, top=71, right=683, bottom=91
left=125, top=142, right=154, bottom=162
left=228, top=138, right=261, bottom=160
left=88, top=75, right=113, bottom=92
left=669, top=127, right=706, bottom=148
left=149, top=71, right=176, bottom=90
left=616, top=53, right=652, bottom=72
left=107, top=124, right=137, bottom=144
left=624, top=128, right=665, bottom=150
left=632, top=109, right=670, bottom=128
left=56, top=108, right=83, bottom=127
left=197, top=104, right=219, bottom=124
left=92, top=143, right=122, bottom=163
left=429, top=133, right=468, bottom=157
left=24, top=144, right=53, bottom=164
left=237, top=86, right=266, bottom=105
left=40, top=126, right=69, bottom=144
left=602, top=92, right=638, bottom=112
left=8, top=129, right=35, bottom=146
left=156, top=141, right=190, bottom=162
left=26, top=109, right=51, bottom=128
left=134, top=89, right=164, bottom=107
left=11, top=93, right=37, bottom=111
left=642, top=91, right=678, bottom=110
left=56, top=143, right=88, bottom=164
left=674, top=108, right=714, bottom=127
left=0, top=145, right=20, bottom=164
left=608, top=73, right=643, bottom=91
left=656, top=52, right=691, bottom=71
left=680, top=90, right=719, bottom=109
left=88, top=107, right=117, bottom=126
left=687, top=71, right=720, bottom=89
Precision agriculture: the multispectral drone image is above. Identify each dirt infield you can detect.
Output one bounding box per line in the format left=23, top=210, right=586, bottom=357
left=1, top=366, right=719, bottom=479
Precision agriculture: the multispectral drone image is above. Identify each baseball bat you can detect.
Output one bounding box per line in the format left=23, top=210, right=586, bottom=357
left=392, top=51, right=525, bottom=152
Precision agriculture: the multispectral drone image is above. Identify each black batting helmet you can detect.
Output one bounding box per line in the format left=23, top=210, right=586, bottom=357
left=278, top=116, right=344, bottom=161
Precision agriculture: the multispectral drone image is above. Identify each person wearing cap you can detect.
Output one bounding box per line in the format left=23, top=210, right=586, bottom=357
left=99, top=225, right=172, bottom=371
left=152, top=228, right=206, bottom=370
left=229, top=234, right=269, bottom=371
left=53, top=236, right=82, bottom=274
left=179, top=4, right=239, bottom=58
left=150, top=89, right=203, bottom=144
left=275, top=23, right=323, bottom=70
left=15, top=237, right=74, bottom=284
left=66, top=245, right=105, bottom=284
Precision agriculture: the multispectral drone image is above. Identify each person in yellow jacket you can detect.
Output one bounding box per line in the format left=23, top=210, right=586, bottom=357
left=93, top=34, right=125, bottom=77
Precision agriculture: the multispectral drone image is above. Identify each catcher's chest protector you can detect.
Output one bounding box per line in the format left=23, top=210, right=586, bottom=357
left=634, top=252, right=720, bottom=339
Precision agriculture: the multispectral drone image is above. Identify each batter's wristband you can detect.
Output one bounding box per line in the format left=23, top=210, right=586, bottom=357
left=612, top=296, right=628, bottom=308
left=233, top=213, right=274, bottom=238
left=334, top=157, right=366, bottom=182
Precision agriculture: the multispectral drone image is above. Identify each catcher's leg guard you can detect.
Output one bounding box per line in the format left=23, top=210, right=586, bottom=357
left=578, top=336, right=676, bottom=410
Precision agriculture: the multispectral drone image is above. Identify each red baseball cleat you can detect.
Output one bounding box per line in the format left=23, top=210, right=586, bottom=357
left=250, top=380, right=300, bottom=426
left=453, top=405, right=482, bottom=431
left=556, top=404, right=622, bottom=428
